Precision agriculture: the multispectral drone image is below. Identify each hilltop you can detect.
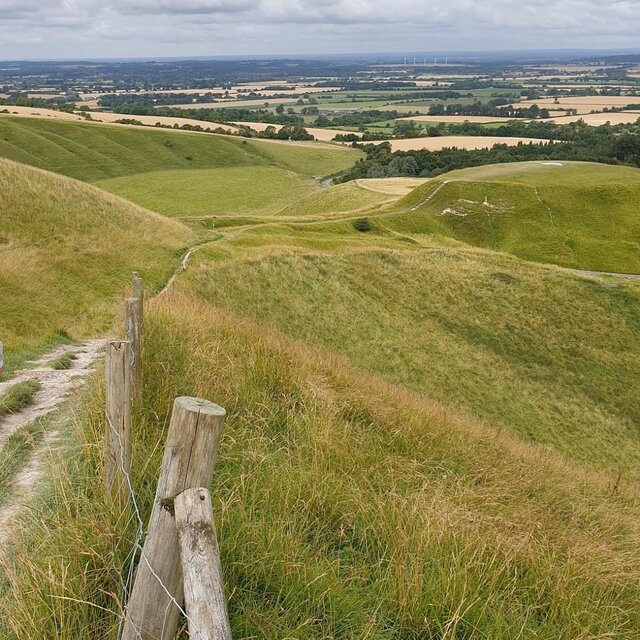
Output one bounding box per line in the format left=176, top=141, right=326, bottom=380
left=386, top=161, right=640, bottom=273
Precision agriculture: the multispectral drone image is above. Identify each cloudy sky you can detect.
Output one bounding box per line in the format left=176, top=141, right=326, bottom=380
left=1, top=0, right=639, bottom=60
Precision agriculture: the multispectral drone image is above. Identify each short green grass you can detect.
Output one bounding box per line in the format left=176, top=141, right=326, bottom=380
left=387, top=161, right=640, bottom=272
left=96, top=166, right=314, bottom=218
left=50, top=353, right=77, bottom=371
left=0, top=416, right=47, bottom=505
left=0, top=379, right=42, bottom=417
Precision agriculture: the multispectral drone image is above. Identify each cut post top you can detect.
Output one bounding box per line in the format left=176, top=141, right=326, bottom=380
left=176, top=396, right=226, bottom=417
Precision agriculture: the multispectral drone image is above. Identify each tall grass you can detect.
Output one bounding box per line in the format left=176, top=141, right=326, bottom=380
left=183, top=242, right=640, bottom=480
left=2, top=293, right=639, bottom=639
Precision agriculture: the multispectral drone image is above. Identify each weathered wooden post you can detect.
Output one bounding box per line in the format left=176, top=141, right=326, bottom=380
left=104, top=340, right=131, bottom=509
left=125, top=297, right=142, bottom=411
left=132, top=271, right=144, bottom=306
left=175, top=488, right=232, bottom=640
left=122, top=397, right=226, bottom=640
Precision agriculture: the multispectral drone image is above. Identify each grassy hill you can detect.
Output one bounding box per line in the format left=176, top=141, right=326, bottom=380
left=385, top=161, right=640, bottom=273
left=0, top=117, right=365, bottom=224
left=0, top=117, right=359, bottom=182
left=0, top=157, right=192, bottom=372
left=180, top=226, right=640, bottom=479
left=2, top=123, right=640, bottom=638
left=4, top=291, right=640, bottom=638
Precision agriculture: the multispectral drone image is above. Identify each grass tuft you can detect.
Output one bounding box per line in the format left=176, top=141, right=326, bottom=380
left=0, top=379, right=42, bottom=417
left=50, top=353, right=77, bottom=371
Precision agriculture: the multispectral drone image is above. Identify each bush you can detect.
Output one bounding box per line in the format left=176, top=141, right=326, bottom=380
left=353, top=217, right=373, bottom=233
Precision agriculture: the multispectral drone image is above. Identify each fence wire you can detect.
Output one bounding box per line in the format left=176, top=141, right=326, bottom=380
left=106, top=400, right=207, bottom=640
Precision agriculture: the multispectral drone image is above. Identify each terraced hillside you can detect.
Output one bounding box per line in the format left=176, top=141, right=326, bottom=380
left=0, top=116, right=371, bottom=224
left=385, top=161, right=640, bottom=273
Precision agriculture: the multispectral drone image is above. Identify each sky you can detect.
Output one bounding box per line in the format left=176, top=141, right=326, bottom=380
left=1, top=0, right=640, bottom=60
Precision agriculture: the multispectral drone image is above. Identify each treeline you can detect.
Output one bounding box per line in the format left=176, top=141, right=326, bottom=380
left=98, top=91, right=301, bottom=109
left=314, top=80, right=417, bottom=89
left=338, top=122, right=640, bottom=180
left=91, top=103, right=304, bottom=126
left=428, top=102, right=551, bottom=118
left=313, top=110, right=409, bottom=127
left=112, top=118, right=314, bottom=141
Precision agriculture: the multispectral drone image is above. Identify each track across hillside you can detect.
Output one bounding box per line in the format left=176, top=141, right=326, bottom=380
left=0, top=339, right=107, bottom=544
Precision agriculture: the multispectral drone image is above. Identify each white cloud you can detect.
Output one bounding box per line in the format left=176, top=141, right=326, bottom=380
left=0, top=0, right=639, bottom=58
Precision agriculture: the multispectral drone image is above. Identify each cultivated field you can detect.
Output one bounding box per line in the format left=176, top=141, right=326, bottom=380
left=382, top=135, right=553, bottom=152
left=399, top=114, right=516, bottom=124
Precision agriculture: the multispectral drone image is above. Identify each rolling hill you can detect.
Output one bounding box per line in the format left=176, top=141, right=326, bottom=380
left=385, top=161, right=640, bottom=273
left=0, top=116, right=366, bottom=224
left=2, top=120, right=640, bottom=640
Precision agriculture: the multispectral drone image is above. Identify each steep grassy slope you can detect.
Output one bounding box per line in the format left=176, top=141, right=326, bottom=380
left=3, top=293, right=639, bottom=639
left=181, top=228, right=640, bottom=479
left=0, top=117, right=365, bottom=224
left=0, top=116, right=360, bottom=182
left=0, top=158, right=192, bottom=368
left=386, top=161, right=640, bottom=273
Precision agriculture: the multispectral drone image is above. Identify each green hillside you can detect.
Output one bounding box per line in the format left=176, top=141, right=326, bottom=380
left=2, top=121, right=640, bottom=640
left=181, top=228, right=640, bottom=478
left=0, top=117, right=360, bottom=182
left=386, top=161, right=640, bottom=273
left=5, top=291, right=640, bottom=639
left=0, top=117, right=365, bottom=224
left=0, top=157, right=192, bottom=369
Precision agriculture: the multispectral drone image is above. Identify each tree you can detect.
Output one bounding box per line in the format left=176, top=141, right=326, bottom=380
left=275, top=104, right=285, bottom=114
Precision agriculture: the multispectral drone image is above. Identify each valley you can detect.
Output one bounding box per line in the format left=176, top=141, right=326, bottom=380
left=0, top=54, right=639, bottom=639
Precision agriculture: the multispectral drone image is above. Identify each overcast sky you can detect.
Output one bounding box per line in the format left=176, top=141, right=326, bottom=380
left=1, top=0, right=639, bottom=60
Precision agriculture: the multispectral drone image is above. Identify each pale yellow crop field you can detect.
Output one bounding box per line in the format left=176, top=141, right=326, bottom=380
left=379, top=136, right=553, bottom=152
left=90, top=111, right=239, bottom=132
left=545, top=112, right=640, bottom=126
left=168, top=97, right=297, bottom=109
left=0, top=105, right=86, bottom=121
left=0, top=106, right=239, bottom=133
left=231, top=121, right=350, bottom=142
left=519, top=96, right=640, bottom=112
left=399, top=115, right=516, bottom=124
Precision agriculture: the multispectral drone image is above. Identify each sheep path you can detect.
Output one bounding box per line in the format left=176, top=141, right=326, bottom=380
left=0, top=339, right=107, bottom=545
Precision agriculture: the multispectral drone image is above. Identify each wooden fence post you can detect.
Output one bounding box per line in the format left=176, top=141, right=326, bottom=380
left=125, top=297, right=142, bottom=411
left=133, top=271, right=144, bottom=306
left=104, top=340, right=131, bottom=509
left=122, top=397, right=226, bottom=640
left=175, top=488, right=232, bottom=640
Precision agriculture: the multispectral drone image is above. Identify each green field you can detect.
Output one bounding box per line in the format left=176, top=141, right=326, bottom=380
left=0, top=117, right=361, bottom=182
left=385, top=161, right=640, bottom=272
left=2, top=119, right=640, bottom=639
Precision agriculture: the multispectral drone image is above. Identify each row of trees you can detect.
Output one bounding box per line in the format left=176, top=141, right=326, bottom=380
left=427, top=102, right=551, bottom=119
left=337, top=121, right=640, bottom=180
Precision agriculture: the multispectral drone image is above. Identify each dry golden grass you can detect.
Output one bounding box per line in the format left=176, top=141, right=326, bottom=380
left=2, top=292, right=639, bottom=638
left=0, top=158, right=192, bottom=360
